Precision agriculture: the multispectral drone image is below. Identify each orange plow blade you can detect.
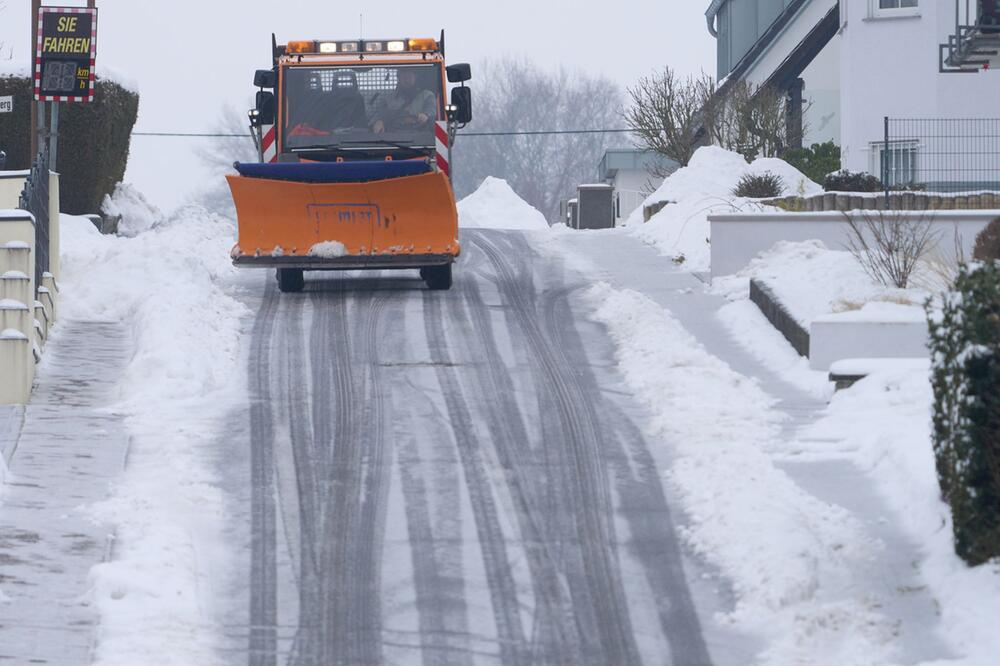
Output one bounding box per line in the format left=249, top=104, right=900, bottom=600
left=226, top=169, right=460, bottom=270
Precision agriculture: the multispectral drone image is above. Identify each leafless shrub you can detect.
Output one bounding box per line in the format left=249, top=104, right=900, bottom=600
left=843, top=210, right=942, bottom=289
left=704, top=80, right=792, bottom=161
left=625, top=67, right=714, bottom=167
left=453, top=58, right=622, bottom=222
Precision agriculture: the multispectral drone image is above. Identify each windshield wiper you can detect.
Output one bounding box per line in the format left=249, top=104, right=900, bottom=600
left=341, top=139, right=426, bottom=155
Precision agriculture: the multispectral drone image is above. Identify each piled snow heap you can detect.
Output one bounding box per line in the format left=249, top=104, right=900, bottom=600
left=458, top=177, right=550, bottom=231
left=626, top=146, right=822, bottom=272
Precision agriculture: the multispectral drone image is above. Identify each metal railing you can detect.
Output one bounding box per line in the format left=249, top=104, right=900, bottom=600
left=18, top=148, right=50, bottom=289
left=879, top=117, right=1000, bottom=194
left=940, top=0, right=1000, bottom=72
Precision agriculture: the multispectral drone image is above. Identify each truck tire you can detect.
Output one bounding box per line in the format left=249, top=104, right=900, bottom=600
left=422, top=264, right=452, bottom=291
left=276, top=268, right=305, bottom=293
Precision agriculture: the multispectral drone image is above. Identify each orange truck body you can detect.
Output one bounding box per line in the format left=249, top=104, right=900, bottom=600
left=227, top=39, right=463, bottom=286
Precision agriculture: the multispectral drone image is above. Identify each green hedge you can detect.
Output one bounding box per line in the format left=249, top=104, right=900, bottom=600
left=0, top=75, right=138, bottom=215
left=928, top=261, right=1000, bottom=566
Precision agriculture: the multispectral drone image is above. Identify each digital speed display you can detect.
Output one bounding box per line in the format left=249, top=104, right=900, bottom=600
left=34, top=8, right=98, bottom=102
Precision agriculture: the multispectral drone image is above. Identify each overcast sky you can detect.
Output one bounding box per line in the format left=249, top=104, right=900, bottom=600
left=2, top=0, right=717, bottom=209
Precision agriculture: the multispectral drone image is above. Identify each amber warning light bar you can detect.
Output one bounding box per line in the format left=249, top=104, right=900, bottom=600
left=285, top=38, right=439, bottom=55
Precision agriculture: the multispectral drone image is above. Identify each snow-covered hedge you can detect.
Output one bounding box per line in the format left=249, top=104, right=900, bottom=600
left=928, top=260, right=1000, bottom=565
left=0, top=73, right=138, bottom=215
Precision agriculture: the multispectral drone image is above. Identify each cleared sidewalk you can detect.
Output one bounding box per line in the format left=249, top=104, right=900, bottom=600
left=0, top=321, right=130, bottom=665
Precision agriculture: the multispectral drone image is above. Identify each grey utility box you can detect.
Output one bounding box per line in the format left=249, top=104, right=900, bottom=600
left=566, top=199, right=579, bottom=228
left=576, top=184, right=614, bottom=230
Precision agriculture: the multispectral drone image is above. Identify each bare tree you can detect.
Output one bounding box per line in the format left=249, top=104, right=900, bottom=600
left=843, top=210, right=942, bottom=289
left=452, top=58, right=622, bottom=223
left=624, top=67, right=713, bottom=167
left=195, top=103, right=258, bottom=215
left=0, top=3, right=10, bottom=60
left=707, top=81, right=788, bottom=160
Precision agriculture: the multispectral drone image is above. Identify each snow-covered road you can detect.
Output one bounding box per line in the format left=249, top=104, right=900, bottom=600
left=218, top=229, right=720, bottom=665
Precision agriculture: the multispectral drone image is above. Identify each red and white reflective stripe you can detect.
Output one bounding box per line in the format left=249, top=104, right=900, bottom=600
left=435, top=121, right=450, bottom=177
left=261, top=125, right=277, bottom=163
left=33, top=7, right=98, bottom=103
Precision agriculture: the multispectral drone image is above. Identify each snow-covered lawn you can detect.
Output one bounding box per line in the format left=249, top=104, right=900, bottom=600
left=712, top=239, right=928, bottom=328
left=59, top=205, right=248, bottom=665
left=621, top=147, right=822, bottom=272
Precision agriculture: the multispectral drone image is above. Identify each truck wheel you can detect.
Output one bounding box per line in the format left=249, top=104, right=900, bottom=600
left=423, top=264, right=452, bottom=291
left=276, top=268, right=305, bottom=293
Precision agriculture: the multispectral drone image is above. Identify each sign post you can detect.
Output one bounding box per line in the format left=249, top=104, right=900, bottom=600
left=33, top=5, right=99, bottom=169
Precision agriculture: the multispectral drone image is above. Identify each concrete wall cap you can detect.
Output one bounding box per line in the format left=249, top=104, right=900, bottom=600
left=0, top=299, right=29, bottom=310
left=709, top=209, right=1000, bottom=222
left=0, top=211, right=35, bottom=222
left=0, top=328, right=28, bottom=341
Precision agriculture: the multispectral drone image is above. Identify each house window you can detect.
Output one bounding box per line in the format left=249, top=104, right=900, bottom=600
left=871, top=0, right=919, bottom=18
left=872, top=141, right=919, bottom=187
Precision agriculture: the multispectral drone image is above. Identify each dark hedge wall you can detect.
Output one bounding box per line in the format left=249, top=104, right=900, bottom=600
left=0, top=75, right=138, bottom=215
left=928, top=261, right=1000, bottom=566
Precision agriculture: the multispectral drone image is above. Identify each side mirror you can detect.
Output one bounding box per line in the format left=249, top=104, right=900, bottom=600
left=450, top=87, right=472, bottom=124
left=446, top=63, right=472, bottom=83
left=256, top=91, right=276, bottom=126
left=254, top=69, right=276, bottom=89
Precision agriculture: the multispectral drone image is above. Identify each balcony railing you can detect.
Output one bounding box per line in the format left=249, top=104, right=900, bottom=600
left=940, top=0, right=1000, bottom=72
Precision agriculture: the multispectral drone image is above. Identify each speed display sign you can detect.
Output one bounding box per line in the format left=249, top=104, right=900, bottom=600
left=34, top=7, right=98, bottom=102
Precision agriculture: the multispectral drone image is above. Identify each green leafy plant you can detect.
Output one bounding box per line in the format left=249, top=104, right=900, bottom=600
left=784, top=141, right=840, bottom=184
left=928, top=260, right=1000, bottom=565
left=824, top=169, right=883, bottom=193
left=732, top=171, right=785, bottom=199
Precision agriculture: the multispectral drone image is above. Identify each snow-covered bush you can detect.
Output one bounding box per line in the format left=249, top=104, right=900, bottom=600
left=824, top=170, right=882, bottom=193
left=973, top=217, right=1000, bottom=261
left=731, top=172, right=784, bottom=199
left=928, top=260, right=1000, bottom=565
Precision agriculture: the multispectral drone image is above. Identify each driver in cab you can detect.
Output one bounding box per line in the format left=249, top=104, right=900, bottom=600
left=372, top=69, right=437, bottom=134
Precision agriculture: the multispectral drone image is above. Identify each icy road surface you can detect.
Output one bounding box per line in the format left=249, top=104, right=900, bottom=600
left=219, top=229, right=721, bottom=666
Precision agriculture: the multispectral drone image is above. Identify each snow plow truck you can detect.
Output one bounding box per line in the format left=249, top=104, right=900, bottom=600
left=227, top=33, right=473, bottom=292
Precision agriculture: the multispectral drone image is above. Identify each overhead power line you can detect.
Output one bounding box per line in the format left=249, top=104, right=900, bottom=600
left=130, top=128, right=636, bottom=139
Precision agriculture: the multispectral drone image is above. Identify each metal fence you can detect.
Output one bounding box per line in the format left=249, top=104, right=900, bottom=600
left=880, top=117, right=1000, bottom=194
left=18, top=148, right=50, bottom=289
left=940, top=0, right=1000, bottom=72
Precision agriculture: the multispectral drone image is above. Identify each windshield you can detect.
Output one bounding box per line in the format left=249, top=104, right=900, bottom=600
left=283, top=63, right=444, bottom=151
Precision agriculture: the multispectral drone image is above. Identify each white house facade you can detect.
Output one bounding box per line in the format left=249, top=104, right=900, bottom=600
left=839, top=0, right=1000, bottom=188
left=706, top=0, right=1000, bottom=189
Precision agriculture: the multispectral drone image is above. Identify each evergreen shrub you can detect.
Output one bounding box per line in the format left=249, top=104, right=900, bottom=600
left=784, top=141, right=840, bottom=185
left=928, top=260, right=1000, bottom=565
left=973, top=217, right=1000, bottom=261
left=0, top=74, right=139, bottom=215
left=824, top=169, right=882, bottom=193
left=732, top=171, right=784, bottom=199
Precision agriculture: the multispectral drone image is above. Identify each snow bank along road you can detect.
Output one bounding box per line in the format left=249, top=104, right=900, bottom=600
left=228, top=229, right=717, bottom=665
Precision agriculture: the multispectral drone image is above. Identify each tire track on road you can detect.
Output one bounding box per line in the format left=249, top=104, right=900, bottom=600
left=423, top=290, right=529, bottom=666
left=249, top=280, right=280, bottom=666
left=471, top=231, right=642, bottom=665
left=454, top=266, right=582, bottom=664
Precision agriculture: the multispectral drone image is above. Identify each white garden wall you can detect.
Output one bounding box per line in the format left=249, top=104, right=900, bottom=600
left=709, top=209, right=998, bottom=278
